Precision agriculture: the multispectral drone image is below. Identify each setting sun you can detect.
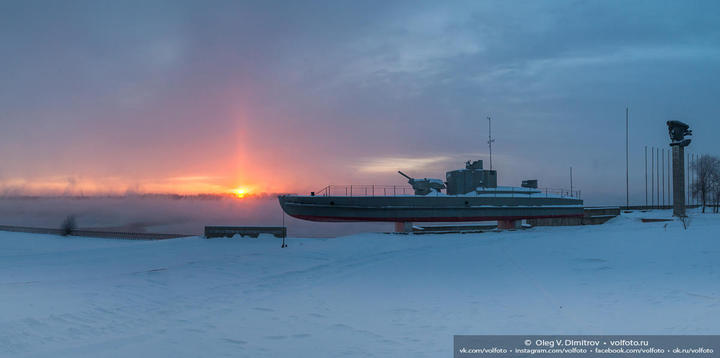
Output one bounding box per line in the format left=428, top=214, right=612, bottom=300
left=231, top=187, right=249, bottom=198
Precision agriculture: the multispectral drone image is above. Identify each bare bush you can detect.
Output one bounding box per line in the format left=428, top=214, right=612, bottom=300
left=712, top=166, right=720, bottom=213
left=691, top=155, right=720, bottom=213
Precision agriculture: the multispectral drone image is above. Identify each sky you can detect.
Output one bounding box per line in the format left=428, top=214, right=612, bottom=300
left=1, top=0, right=719, bottom=205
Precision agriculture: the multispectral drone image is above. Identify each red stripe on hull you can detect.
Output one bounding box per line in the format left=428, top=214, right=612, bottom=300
left=290, top=214, right=584, bottom=222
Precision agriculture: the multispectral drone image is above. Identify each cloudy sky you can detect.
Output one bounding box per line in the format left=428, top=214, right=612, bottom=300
left=1, top=0, right=718, bottom=204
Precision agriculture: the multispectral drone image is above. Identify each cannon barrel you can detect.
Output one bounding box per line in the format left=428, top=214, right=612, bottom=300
left=397, top=171, right=413, bottom=180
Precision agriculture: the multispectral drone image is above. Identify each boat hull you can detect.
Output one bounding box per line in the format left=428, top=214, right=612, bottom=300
left=278, top=195, right=583, bottom=222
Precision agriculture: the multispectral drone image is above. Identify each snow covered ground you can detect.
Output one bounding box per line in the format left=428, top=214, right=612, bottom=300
left=1, top=209, right=719, bottom=357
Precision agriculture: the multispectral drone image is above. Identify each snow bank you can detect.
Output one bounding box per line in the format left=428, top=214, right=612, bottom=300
left=1, top=209, right=719, bottom=357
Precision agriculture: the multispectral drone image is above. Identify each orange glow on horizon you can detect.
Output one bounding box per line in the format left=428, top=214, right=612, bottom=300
left=0, top=175, right=284, bottom=197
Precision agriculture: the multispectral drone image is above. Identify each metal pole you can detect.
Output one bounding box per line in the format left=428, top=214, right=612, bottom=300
left=570, top=166, right=573, bottom=197
left=662, top=148, right=665, bottom=207
left=668, top=148, right=672, bottom=207
left=487, top=116, right=494, bottom=170
left=651, top=147, right=655, bottom=207
left=281, top=211, right=287, bottom=248
left=690, top=153, right=693, bottom=206
left=664, top=149, right=666, bottom=207
left=669, top=148, right=672, bottom=206
left=644, top=146, right=648, bottom=207
left=625, top=107, right=629, bottom=207
left=693, top=154, right=696, bottom=206
left=693, top=154, right=700, bottom=205
left=656, top=147, right=659, bottom=209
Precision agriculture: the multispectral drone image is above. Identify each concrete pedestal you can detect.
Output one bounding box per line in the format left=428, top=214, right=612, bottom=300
left=672, top=146, right=686, bottom=217
left=394, top=222, right=413, bottom=233
left=497, top=219, right=520, bottom=230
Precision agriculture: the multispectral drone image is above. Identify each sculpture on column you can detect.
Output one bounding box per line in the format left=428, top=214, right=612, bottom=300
left=667, top=120, right=692, bottom=217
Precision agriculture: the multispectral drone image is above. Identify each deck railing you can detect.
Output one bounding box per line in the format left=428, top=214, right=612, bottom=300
left=534, top=188, right=582, bottom=199
left=314, top=185, right=581, bottom=199
left=315, top=185, right=414, bottom=197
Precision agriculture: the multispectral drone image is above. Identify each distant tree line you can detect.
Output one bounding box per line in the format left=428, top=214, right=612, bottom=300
left=691, top=154, right=720, bottom=213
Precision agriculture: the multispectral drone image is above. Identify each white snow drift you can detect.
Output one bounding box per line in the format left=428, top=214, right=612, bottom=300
left=1, top=209, right=719, bottom=357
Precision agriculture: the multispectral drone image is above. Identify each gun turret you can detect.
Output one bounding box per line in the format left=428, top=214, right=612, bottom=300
left=398, top=171, right=446, bottom=195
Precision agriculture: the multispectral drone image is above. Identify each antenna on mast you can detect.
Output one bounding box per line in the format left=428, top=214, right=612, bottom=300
left=487, top=116, right=495, bottom=170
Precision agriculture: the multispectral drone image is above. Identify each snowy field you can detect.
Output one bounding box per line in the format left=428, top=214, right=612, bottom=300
left=1, top=209, right=719, bottom=357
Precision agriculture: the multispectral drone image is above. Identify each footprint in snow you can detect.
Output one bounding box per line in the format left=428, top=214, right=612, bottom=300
left=264, top=335, right=287, bottom=340
left=391, top=308, right=419, bottom=314
left=222, top=338, right=247, bottom=345
left=573, top=258, right=608, bottom=263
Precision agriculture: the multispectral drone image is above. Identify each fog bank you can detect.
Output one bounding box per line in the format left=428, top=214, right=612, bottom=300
left=0, top=197, right=391, bottom=238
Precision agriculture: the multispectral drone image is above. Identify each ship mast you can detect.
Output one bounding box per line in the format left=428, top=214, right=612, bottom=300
left=487, top=116, right=495, bottom=170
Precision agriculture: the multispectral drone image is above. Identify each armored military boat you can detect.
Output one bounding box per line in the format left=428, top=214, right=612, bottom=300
left=278, top=160, right=583, bottom=228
